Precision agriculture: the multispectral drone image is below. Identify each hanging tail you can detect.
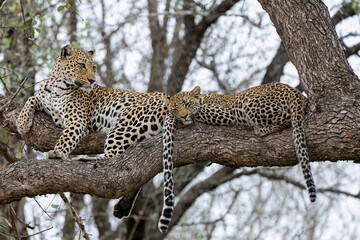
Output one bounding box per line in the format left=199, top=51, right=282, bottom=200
left=290, top=95, right=317, bottom=202
left=158, top=114, right=176, bottom=233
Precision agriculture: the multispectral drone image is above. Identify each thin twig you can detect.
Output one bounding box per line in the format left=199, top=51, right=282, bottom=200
left=59, top=193, right=91, bottom=240
left=9, top=204, right=35, bottom=229
left=33, top=198, right=52, bottom=219
left=0, top=76, right=11, bottom=95
left=19, top=0, right=26, bottom=24
left=7, top=204, right=19, bottom=240
left=0, top=227, right=53, bottom=238
left=0, top=77, right=28, bottom=113
left=24, top=78, right=48, bottom=90
left=0, top=67, right=21, bottom=81
left=253, top=169, right=360, bottom=199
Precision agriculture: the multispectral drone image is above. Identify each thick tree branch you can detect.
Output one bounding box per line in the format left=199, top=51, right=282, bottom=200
left=0, top=91, right=359, bottom=205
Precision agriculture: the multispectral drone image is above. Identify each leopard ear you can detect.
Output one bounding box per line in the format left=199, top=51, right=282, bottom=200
left=162, top=95, right=171, bottom=107
left=61, top=45, right=74, bottom=58
left=190, top=86, right=201, bottom=98
left=88, top=49, right=95, bottom=57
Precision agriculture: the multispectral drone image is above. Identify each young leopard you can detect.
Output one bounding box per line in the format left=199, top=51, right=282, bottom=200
left=158, top=83, right=317, bottom=233
left=16, top=45, right=170, bottom=219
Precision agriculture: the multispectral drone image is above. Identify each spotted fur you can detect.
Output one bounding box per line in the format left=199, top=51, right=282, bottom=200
left=158, top=83, right=317, bottom=233
left=16, top=45, right=171, bottom=218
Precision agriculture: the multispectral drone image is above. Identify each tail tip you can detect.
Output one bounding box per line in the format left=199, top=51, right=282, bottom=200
left=309, top=193, right=316, bottom=203
left=158, top=224, right=168, bottom=233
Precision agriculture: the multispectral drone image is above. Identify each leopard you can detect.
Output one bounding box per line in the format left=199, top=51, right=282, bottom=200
left=157, top=82, right=317, bottom=233
left=16, top=44, right=171, bottom=221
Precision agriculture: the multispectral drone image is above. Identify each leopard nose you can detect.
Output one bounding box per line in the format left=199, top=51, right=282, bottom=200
left=180, top=113, right=188, bottom=119
left=88, top=78, right=95, bottom=84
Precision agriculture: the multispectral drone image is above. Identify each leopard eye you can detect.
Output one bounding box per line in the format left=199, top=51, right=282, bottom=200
left=78, top=62, right=86, bottom=68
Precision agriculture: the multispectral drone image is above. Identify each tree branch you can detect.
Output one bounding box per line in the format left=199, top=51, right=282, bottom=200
left=0, top=91, right=359, bottom=205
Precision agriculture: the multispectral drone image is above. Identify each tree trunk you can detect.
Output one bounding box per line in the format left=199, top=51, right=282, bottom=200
left=68, top=0, right=77, bottom=44
left=146, top=0, right=169, bottom=93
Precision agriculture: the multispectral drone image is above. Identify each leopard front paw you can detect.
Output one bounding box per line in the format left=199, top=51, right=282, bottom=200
left=46, top=150, right=69, bottom=160
left=16, top=119, right=33, bottom=136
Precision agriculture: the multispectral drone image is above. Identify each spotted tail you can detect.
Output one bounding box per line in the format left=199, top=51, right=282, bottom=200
left=158, top=114, right=176, bottom=233
left=290, top=98, right=317, bottom=202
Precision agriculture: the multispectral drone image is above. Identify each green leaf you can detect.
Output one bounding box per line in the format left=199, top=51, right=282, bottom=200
left=39, top=13, right=45, bottom=18
left=4, top=38, right=12, bottom=45
left=51, top=204, right=60, bottom=209
left=31, top=19, right=37, bottom=26
left=351, top=2, right=357, bottom=10
left=2, top=129, right=9, bottom=141
left=20, top=24, right=29, bottom=30
left=31, top=29, right=35, bottom=37
left=16, top=152, right=22, bottom=159
left=35, top=28, right=41, bottom=33
left=57, top=5, right=65, bottom=12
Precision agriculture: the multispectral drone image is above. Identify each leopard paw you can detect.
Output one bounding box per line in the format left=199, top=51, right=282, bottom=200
left=46, top=150, right=68, bottom=160
left=16, top=119, right=33, bottom=136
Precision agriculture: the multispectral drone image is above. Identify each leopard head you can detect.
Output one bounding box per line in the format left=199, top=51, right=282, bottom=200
left=166, top=86, right=201, bottom=125
left=53, top=45, right=96, bottom=92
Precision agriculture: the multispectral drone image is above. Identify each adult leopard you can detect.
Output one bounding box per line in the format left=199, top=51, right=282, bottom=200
left=16, top=45, right=170, bottom=220
left=158, top=83, right=317, bottom=233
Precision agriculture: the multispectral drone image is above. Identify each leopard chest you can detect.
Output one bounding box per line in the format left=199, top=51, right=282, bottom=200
left=37, top=89, right=67, bottom=128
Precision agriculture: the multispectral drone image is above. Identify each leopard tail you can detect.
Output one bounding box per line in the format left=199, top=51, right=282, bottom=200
left=290, top=96, right=317, bottom=202
left=158, top=114, right=176, bottom=233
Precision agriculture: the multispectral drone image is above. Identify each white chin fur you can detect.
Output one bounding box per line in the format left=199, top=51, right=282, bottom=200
left=183, top=121, right=193, bottom=125
left=81, top=85, right=93, bottom=92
